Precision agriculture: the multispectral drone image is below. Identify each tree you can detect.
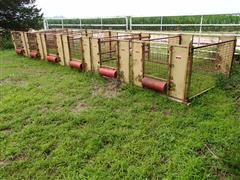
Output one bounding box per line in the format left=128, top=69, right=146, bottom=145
left=0, top=0, right=43, bottom=31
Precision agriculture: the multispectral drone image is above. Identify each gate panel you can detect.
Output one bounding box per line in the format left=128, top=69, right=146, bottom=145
left=218, top=36, right=236, bottom=76
left=168, top=46, right=191, bottom=102
left=143, top=42, right=169, bottom=81
left=11, top=31, right=28, bottom=56
left=26, top=32, right=42, bottom=58
left=189, top=38, right=236, bottom=99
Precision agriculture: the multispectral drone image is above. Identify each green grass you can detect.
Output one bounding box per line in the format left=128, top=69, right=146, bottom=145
left=1, top=50, right=240, bottom=179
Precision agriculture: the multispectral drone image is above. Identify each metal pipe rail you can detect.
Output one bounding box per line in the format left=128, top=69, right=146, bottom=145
left=193, top=39, right=236, bottom=49
left=143, top=35, right=180, bottom=41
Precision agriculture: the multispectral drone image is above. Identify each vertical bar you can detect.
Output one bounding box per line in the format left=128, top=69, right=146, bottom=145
left=56, top=34, right=65, bottom=65
left=43, top=18, right=47, bottom=30
left=61, top=18, right=64, bottom=29
left=62, top=35, right=70, bottom=66
left=125, top=16, right=128, bottom=31
left=198, top=15, right=203, bottom=46
left=79, top=19, right=82, bottom=29
left=46, top=19, right=49, bottom=29
left=100, top=18, right=103, bottom=30
left=160, top=16, right=163, bottom=31
left=129, top=16, right=132, bottom=31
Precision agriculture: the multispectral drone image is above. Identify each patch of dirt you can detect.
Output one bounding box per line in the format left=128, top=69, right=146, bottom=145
left=0, top=160, right=9, bottom=166
left=0, top=128, right=12, bottom=134
left=0, top=77, right=28, bottom=87
left=92, top=80, right=120, bottom=97
left=196, top=145, right=208, bottom=155
left=162, top=109, right=173, bottom=117
left=150, top=102, right=157, bottom=112
left=12, top=153, right=28, bottom=161
left=213, top=168, right=235, bottom=180
left=0, top=77, right=11, bottom=84
left=71, top=102, right=88, bottom=113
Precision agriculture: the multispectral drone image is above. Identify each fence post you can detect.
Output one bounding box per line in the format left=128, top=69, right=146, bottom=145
left=100, top=18, right=103, bottom=30
left=61, top=19, right=64, bottom=29
left=129, top=16, right=132, bottom=31
left=36, top=33, right=44, bottom=60
left=79, top=19, right=82, bottom=29
left=23, top=32, right=30, bottom=56
left=43, top=18, right=47, bottom=30
left=132, top=41, right=143, bottom=86
left=46, top=19, right=49, bottom=29
left=118, top=41, right=130, bottom=83
left=62, top=35, right=70, bottom=66
left=198, top=15, right=203, bottom=45
left=40, top=33, right=48, bottom=60
left=82, top=37, right=92, bottom=71
left=125, top=16, right=128, bottom=31
left=56, top=34, right=65, bottom=65
left=160, top=16, right=163, bottom=31
left=168, top=45, right=192, bottom=103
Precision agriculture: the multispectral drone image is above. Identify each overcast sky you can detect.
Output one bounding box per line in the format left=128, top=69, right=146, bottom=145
left=36, top=0, right=240, bottom=18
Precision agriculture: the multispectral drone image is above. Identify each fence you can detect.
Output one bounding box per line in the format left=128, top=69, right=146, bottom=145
left=45, top=17, right=128, bottom=31
left=44, top=14, right=240, bottom=51
left=11, top=29, right=237, bottom=103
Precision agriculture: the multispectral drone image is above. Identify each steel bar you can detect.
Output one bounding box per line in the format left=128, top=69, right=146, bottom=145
left=189, top=86, right=215, bottom=100
left=193, top=39, right=236, bottom=49
left=144, top=35, right=180, bottom=41
left=99, top=50, right=116, bottom=55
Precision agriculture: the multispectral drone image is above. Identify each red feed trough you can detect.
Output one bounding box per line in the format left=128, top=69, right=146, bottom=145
left=99, top=67, right=117, bottom=78
left=69, top=60, right=84, bottom=70
left=47, top=55, right=58, bottom=63
left=16, top=48, right=23, bottom=55
left=30, top=51, right=39, bottom=58
left=142, top=77, right=167, bottom=92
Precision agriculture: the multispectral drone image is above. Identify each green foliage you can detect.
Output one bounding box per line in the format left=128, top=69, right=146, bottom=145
left=0, top=0, right=43, bottom=50
left=0, top=50, right=240, bottom=179
left=216, top=63, right=240, bottom=99
left=0, top=30, right=14, bottom=49
left=0, top=0, right=43, bottom=31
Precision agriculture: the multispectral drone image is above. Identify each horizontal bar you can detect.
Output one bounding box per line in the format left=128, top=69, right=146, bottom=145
left=100, top=39, right=118, bottom=43
left=145, top=59, right=168, bottom=65
left=189, top=86, right=215, bottom=100
left=144, top=35, right=180, bottom=41
left=101, top=58, right=118, bottom=62
left=99, top=50, right=116, bottom=55
left=101, top=65, right=117, bottom=69
left=45, top=16, right=127, bottom=20
left=103, top=34, right=140, bottom=39
left=193, top=39, right=236, bottom=49
left=193, top=56, right=216, bottom=61
left=48, top=24, right=126, bottom=27
left=194, top=49, right=218, bottom=54
left=143, top=75, right=167, bottom=82
left=150, top=45, right=168, bottom=49
left=150, top=52, right=168, bottom=55
left=132, top=24, right=240, bottom=27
